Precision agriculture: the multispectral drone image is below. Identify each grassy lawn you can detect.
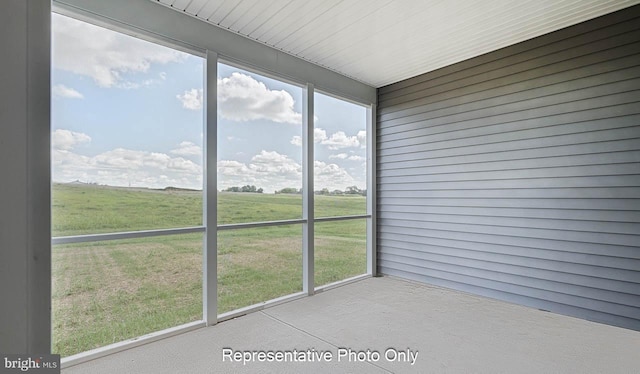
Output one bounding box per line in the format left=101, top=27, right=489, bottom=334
left=52, top=183, right=366, bottom=357
left=52, top=234, right=202, bottom=356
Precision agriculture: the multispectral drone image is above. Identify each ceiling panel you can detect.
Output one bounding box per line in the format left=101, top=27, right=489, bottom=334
left=151, top=0, right=640, bottom=87
left=236, top=0, right=292, bottom=36
left=184, top=0, right=210, bottom=15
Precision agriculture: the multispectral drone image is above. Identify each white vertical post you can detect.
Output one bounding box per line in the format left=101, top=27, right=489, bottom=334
left=302, top=83, right=315, bottom=294
left=203, top=51, right=218, bottom=325
left=366, top=104, right=377, bottom=276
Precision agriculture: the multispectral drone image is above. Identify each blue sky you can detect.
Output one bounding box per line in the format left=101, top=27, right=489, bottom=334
left=52, top=13, right=366, bottom=192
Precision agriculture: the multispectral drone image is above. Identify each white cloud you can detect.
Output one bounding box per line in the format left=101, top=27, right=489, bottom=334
left=89, top=148, right=201, bottom=175
left=292, top=128, right=364, bottom=150
left=216, top=150, right=360, bottom=192
left=249, top=150, right=301, bottom=176
left=170, top=141, right=202, bottom=157
left=218, top=73, right=302, bottom=124
left=168, top=157, right=201, bottom=174
left=52, top=13, right=185, bottom=88
left=217, top=160, right=250, bottom=175
left=322, top=131, right=360, bottom=150
left=314, top=128, right=328, bottom=142
left=52, top=129, right=91, bottom=150
left=218, top=151, right=300, bottom=193
left=329, top=153, right=348, bottom=159
left=52, top=84, right=84, bottom=99
left=52, top=140, right=202, bottom=189
left=53, top=145, right=362, bottom=191
left=357, top=130, right=367, bottom=148
left=177, top=89, right=203, bottom=110
left=314, top=161, right=357, bottom=190
left=290, top=128, right=330, bottom=147
left=290, top=136, right=302, bottom=147
left=330, top=153, right=364, bottom=162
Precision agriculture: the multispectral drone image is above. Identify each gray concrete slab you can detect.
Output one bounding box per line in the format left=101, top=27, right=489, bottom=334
left=62, top=277, right=640, bottom=373
left=62, top=311, right=388, bottom=374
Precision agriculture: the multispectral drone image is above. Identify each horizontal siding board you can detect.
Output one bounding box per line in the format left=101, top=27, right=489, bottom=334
left=378, top=150, right=640, bottom=175
left=378, top=129, right=640, bottom=160
left=379, top=164, right=640, bottom=184
left=380, top=87, right=640, bottom=134
left=379, top=219, right=639, bottom=247
left=378, top=131, right=640, bottom=162
left=380, top=50, right=640, bottom=122
left=379, top=99, right=640, bottom=154
left=378, top=236, right=640, bottom=272
left=379, top=100, right=640, bottom=142
left=381, top=268, right=640, bottom=331
left=377, top=6, right=640, bottom=330
left=379, top=251, right=640, bottom=304
left=378, top=175, right=640, bottom=191
left=377, top=205, right=640, bottom=223
left=378, top=211, right=640, bottom=235
left=380, top=107, right=640, bottom=149
left=378, top=194, right=640, bottom=205
left=381, top=245, right=640, bottom=290
left=380, top=53, right=640, bottom=122
left=377, top=227, right=640, bottom=260
left=381, top=127, right=640, bottom=164
left=382, top=267, right=640, bottom=332
left=378, top=140, right=640, bottom=170
left=379, top=258, right=640, bottom=319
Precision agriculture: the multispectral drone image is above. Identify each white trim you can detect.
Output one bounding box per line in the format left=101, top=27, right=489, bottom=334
left=367, top=104, right=378, bottom=277
left=52, top=2, right=206, bottom=58
left=50, top=216, right=339, bottom=244
left=52, top=0, right=376, bottom=104
left=314, top=87, right=371, bottom=108
left=302, top=83, right=315, bottom=296
left=314, top=274, right=371, bottom=294
left=218, top=219, right=306, bottom=230
left=203, top=50, right=218, bottom=325
left=51, top=226, right=205, bottom=245
left=315, top=214, right=370, bottom=222
left=217, top=292, right=308, bottom=323
left=61, top=320, right=206, bottom=368
left=217, top=215, right=371, bottom=230
left=218, top=58, right=306, bottom=90
left=51, top=216, right=368, bottom=245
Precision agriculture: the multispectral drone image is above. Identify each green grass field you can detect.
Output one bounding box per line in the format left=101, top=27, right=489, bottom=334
left=52, top=183, right=366, bottom=357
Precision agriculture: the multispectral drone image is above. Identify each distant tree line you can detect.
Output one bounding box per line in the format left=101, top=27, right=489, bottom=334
left=317, top=185, right=366, bottom=196
left=224, top=185, right=263, bottom=193
left=274, top=185, right=366, bottom=196
left=275, top=187, right=301, bottom=194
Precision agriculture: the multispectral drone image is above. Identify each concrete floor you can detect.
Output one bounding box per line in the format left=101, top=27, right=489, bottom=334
left=63, top=277, right=640, bottom=373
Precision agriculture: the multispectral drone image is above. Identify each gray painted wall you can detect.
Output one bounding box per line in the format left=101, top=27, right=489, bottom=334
left=377, top=5, right=640, bottom=330
left=0, top=0, right=51, bottom=352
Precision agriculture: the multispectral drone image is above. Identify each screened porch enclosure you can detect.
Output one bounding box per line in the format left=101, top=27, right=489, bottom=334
left=1, top=0, right=639, bottom=371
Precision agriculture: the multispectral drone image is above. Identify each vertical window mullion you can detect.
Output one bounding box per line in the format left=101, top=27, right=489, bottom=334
left=302, top=83, right=315, bottom=295
left=367, top=104, right=377, bottom=277
left=204, top=50, right=218, bottom=324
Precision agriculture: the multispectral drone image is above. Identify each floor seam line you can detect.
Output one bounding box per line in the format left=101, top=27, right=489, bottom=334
left=259, top=310, right=393, bottom=373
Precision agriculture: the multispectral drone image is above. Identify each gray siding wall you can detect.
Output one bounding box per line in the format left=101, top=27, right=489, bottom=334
left=377, top=6, right=640, bottom=331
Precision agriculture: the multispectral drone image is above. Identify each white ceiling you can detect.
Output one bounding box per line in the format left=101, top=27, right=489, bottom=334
left=152, top=0, right=640, bottom=88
